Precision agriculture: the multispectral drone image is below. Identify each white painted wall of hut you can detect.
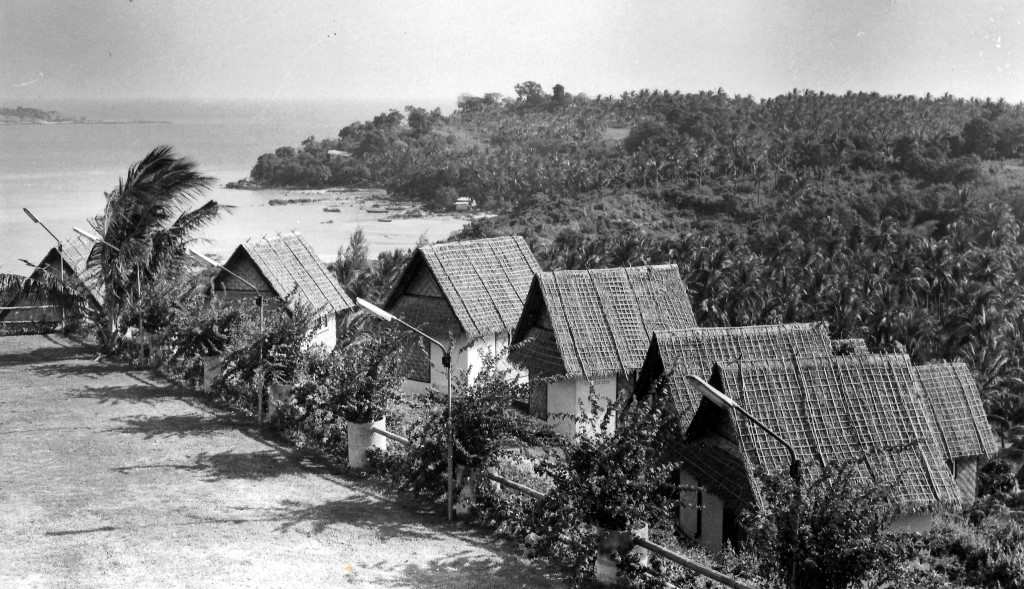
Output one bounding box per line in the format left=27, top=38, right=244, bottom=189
left=954, top=458, right=978, bottom=502
left=679, top=469, right=725, bottom=552
left=545, top=375, right=617, bottom=438
left=305, top=314, right=337, bottom=350
left=396, top=332, right=527, bottom=397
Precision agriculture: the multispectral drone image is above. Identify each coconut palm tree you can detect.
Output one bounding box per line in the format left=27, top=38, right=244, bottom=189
left=87, top=145, right=220, bottom=351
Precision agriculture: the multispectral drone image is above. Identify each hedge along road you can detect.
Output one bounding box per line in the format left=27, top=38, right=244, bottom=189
left=0, top=334, right=564, bottom=588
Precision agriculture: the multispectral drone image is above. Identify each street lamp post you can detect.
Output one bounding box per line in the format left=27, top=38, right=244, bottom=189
left=189, top=249, right=266, bottom=419
left=23, top=208, right=66, bottom=325
left=686, top=374, right=803, bottom=587
left=685, top=374, right=801, bottom=484
left=356, top=297, right=455, bottom=522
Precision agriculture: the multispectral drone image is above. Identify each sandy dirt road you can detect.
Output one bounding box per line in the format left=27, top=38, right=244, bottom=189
left=0, top=334, right=564, bottom=588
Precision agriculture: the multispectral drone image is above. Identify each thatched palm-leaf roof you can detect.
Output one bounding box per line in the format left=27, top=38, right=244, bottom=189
left=383, top=235, right=540, bottom=339
left=914, top=362, right=997, bottom=463
left=635, top=323, right=834, bottom=424
left=216, top=233, right=352, bottom=316
left=509, top=265, right=696, bottom=379
left=680, top=354, right=962, bottom=513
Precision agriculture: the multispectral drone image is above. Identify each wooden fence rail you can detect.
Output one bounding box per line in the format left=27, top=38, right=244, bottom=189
left=367, top=425, right=755, bottom=588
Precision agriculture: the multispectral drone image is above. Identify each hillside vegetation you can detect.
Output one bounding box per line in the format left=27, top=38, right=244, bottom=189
left=249, top=83, right=1024, bottom=438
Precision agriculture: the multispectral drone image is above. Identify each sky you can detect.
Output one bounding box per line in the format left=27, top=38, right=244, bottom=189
left=1, top=0, right=1022, bottom=104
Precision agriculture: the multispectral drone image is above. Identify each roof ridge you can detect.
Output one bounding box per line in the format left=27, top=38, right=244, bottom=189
left=623, top=266, right=652, bottom=339
left=548, top=271, right=590, bottom=381
left=259, top=234, right=307, bottom=307
left=481, top=238, right=527, bottom=327
left=491, top=237, right=528, bottom=306
left=464, top=242, right=507, bottom=337
left=790, top=353, right=829, bottom=470
left=279, top=234, right=333, bottom=314
left=240, top=240, right=286, bottom=300
left=424, top=247, right=479, bottom=336
left=587, top=268, right=628, bottom=374
left=951, top=362, right=995, bottom=456
left=871, top=354, right=945, bottom=505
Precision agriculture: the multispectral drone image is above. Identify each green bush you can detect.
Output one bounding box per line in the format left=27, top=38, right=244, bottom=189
left=165, top=295, right=245, bottom=360
left=331, top=332, right=404, bottom=423
left=384, top=355, right=553, bottom=500
left=740, top=458, right=899, bottom=589
left=528, top=392, right=680, bottom=584
left=865, top=516, right=1024, bottom=589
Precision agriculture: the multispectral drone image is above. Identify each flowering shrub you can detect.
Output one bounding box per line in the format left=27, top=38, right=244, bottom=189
left=528, top=392, right=680, bottom=582
left=219, top=302, right=315, bottom=393
left=165, top=295, right=245, bottom=359
left=740, top=458, right=899, bottom=589
left=266, top=328, right=404, bottom=459
left=332, top=332, right=404, bottom=423
left=390, top=356, right=555, bottom=499
left=863, top=515, right=1024, bottom=589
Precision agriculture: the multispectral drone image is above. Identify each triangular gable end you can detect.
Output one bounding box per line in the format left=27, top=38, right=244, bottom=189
left=679, top=396, right=764, bottom=510
left=214, top=245, right=279, bottom=300
left=384, top=250, right=469, bottom=340
left=509, top=275, right=568, bottom=378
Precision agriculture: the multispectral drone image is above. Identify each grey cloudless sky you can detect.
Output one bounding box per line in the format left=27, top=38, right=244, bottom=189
left=2, top=0, right=1021, bottom=103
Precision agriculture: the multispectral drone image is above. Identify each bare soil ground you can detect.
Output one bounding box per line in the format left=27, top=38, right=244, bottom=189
left=0, top=334, right=565, bottom=588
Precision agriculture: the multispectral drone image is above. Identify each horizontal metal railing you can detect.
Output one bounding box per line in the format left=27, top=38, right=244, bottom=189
left=633, top=537, right=756, bottom=589
left=368, top=425, right=755, bottom=588
left=371, top=426, right=411, bottom=446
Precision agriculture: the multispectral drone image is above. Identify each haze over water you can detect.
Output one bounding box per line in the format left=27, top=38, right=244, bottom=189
left=0, top=98, right=465, bottom=274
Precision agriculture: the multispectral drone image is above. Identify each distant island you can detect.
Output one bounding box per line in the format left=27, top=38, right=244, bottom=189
left=1, top=106, right=85, bottom=124
left=0, top=105, right=168, bottom=125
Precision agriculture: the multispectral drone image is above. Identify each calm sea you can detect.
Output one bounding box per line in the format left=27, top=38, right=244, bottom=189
left=0, top=98, right=464, bottom=274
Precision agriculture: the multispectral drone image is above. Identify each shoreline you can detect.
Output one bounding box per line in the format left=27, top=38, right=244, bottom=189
left=0, top=120, right=171, bottom=126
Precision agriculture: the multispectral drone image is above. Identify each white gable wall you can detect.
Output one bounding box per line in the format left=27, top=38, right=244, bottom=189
left=401, top=330, right=527, bottom=396
left=305, top=313, right=337, bottom=350
left=545, top=375, right=617, bottom=438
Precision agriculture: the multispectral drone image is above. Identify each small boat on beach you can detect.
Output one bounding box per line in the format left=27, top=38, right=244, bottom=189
left=366, top=207, right=388, bottom=214
left=323, top=206, right=341, bottom=212
left=378, top=218, right=393, bottom=223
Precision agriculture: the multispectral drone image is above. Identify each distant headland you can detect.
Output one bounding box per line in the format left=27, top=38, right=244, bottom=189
left=0, top=106, right=168, bottom=125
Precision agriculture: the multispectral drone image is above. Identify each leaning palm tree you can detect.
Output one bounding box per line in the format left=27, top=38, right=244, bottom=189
left=87, top=146, right=220, bottom=351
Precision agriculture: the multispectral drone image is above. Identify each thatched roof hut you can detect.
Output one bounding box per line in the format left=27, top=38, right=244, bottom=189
left=384, top=235, right=540, bottom=340
left=0, top=232, right=103, bottom=330
left=382, top=235, right=541, bottom=392
left=214, top=233, right=351, bottom=313
left=675, top=353, right=963, bottom=549
left=913, top=362, right=997, bottom=500
left=510, top=264, right=697, bottom=380
left=212, top=233, right=353, bottom=348
left=508, top=264, right=696, bottom=435
left=634, top=323, right=834, bottom=422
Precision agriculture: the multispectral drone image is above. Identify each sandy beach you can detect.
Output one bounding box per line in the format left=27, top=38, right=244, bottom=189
left=190, top=185, right=471, bottom=263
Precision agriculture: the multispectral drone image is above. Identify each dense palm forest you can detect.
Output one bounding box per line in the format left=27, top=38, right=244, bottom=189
left=247, top=83, right=1024, bottom=440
